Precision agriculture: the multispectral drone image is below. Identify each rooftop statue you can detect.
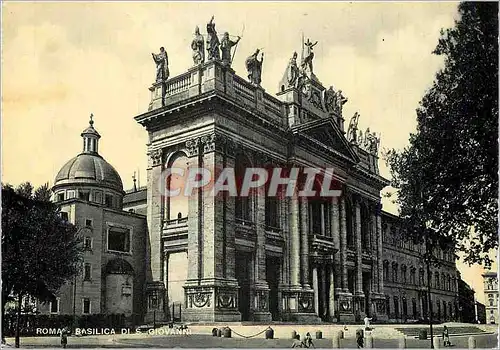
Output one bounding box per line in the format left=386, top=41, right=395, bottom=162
left=347, top=112, right=360, bottom=143
left=245, top=49, right=264, bottom=85
left=191, top=26, right=205, bottom=65
left=152, top=47, right=169, bottom=83
left=220, top=31, right=241, bottom=66
left=322, top=86, right=337, bottom=113
left=206, top=16, right=220, bottom=60
left=363, top=128, right=371, bottom=149
left=365, top=131, right=380, bottom=155
left=287, top=52, right=300, bottom=87
left=302, top=38, right=318, bottom=76
left=333, top=90, right=348, bottom=117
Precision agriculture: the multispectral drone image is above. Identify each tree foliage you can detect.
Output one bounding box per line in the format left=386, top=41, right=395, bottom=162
left=384, top=2, right=498, bottom=266
left=2, top=182, right=83, bottom=306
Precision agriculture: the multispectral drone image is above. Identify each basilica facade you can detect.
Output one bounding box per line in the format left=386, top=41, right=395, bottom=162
left=43, top=25, right=460, bottom=324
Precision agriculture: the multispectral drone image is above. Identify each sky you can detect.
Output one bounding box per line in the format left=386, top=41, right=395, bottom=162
left=1, top=2, right=496, bottom=303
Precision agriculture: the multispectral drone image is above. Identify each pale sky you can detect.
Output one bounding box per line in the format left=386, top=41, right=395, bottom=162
left=1, top=2, right=496, bottom=303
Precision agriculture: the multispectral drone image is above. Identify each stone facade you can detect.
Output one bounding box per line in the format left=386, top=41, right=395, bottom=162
left=134, top=58, right=461, bottom=323
left=482, top=271, right=498, bottom=324
left=43, top=43, right=463, bottom=325
left=36, top=201, right=147, bottom=318
left=37, top=120, right=147, bottom=321
left=382, top=212, right=459, bottom=323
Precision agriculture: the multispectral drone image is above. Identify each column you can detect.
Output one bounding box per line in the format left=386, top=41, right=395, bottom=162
left=225, top=153, right=236, bottom=280
left=290, top=195, right=301, bottom=288
left=313, top=266, right=319, bottom=315
left=376, top=205, right=384, bottom=293
left=340, top=197, right=348, bottom=292
left=186, top=146, right=202, bottom=282
left=329, top=265, right=335, bottom=320
left=355, top=199, right=363, bottom=294
left=371, top=211, right=379, bottom=293
left=321, top=265, right=328, bottom=318
left=146, top=149, right=165, bottom=282
left=331, top=197, right=341, bottom=292
left=300, top=197, right=310, bottom=288
left=331, top=197, right=340, bottom=251
left=320, top=203, right=326, bottom=236
left=420, top=295, right=424, bottom=318
left=255, top=185, right=267, bottom=284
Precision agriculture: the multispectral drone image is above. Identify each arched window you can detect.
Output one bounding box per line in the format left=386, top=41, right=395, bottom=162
left=419, top=268, right=425, bottom=286
left=166, top=152, right=189, bottom=220
left=401, top=265, right=407, bottom=284
left=392, top=262, right=398, bottom=283
left=410, top=267, right=416, bottom=285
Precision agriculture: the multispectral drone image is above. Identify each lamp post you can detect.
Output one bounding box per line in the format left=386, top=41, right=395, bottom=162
left=72, top=274, right=77, bottom=332
left=419, top=178, right=434, bottom=349
left=425, top=235, right=434, bottom=349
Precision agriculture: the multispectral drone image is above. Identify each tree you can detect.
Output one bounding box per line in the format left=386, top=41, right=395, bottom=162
left=384, top=2, right=498, bottom=266
left=1, top=183, right=83, bottom=347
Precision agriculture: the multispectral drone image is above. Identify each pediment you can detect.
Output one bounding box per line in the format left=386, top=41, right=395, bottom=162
left=292, top=118, right=359, bottom=164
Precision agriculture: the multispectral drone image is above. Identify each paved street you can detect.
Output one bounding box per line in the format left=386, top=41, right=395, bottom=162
left=5, top=333, right=497, bottom=348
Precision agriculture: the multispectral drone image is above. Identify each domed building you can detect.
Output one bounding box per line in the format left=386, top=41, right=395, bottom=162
left=52, top=116, right=124, bottom=209
left=37, top=116, right=147, bottom=321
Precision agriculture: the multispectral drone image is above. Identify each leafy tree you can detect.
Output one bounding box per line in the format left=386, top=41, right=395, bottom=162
left=1, top=183, right=83, bottom=347
left=384, top=2, right=498, bottom=266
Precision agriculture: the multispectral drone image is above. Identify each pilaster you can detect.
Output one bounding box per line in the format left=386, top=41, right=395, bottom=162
left=183, top=132, right=241, bottom=322
left=300, top=197, right=311, bottom=289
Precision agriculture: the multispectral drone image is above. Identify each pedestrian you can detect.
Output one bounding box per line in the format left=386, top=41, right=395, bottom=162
left=60, top=327, right=69, bottom=349
left=304, top=332, right=315, bottom=348
left=442, top=325, right=451, bottom=347
left=356, top=328, right=364, bottom=348
left=292, top=334, right=305, bottom=348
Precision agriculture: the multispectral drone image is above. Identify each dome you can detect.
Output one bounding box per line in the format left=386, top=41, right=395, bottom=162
left=104, top=258, right=134, bottom=275
left=53, top=115, right=124, bottom=193
left=55, top=153, right=123, bottom=192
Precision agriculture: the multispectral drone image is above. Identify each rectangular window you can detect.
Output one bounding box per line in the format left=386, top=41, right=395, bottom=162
left=94, top=191, right=102, bottom=204
left=107, top=227, right=131, bottom=253
left=265, top=196, right=279, bottom=229
left=82, top=298, right=91, bottom=314
left=50, top=299, right=59, bottom=314
left=84, top=263, right=91, bottom=281
left=67, top=190, right=75, bottom=199
left=84, top=237, right=92, bottom=250
left=60, top=212, right=69, bottom=222
left=56, top=192, right=65, bottom=202
left=105, top=194, right=113, bottom=208
left=85, top=219, right=93, bottom=227
left=79, top=191, right=90, bottom=201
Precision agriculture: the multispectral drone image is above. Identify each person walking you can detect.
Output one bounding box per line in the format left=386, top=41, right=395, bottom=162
left=442, top=325, right=451, bottom=347
left=291, top=334, right=305, bottom=348
left=60, top=327, right=69, bottom=349
left=304, top=332, right=315, bottom=348
left=356, top=328, right=364, bottom=348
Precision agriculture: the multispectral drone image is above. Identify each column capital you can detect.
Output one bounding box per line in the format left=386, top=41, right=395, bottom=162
left=148, top=148, right=164, bottom=167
